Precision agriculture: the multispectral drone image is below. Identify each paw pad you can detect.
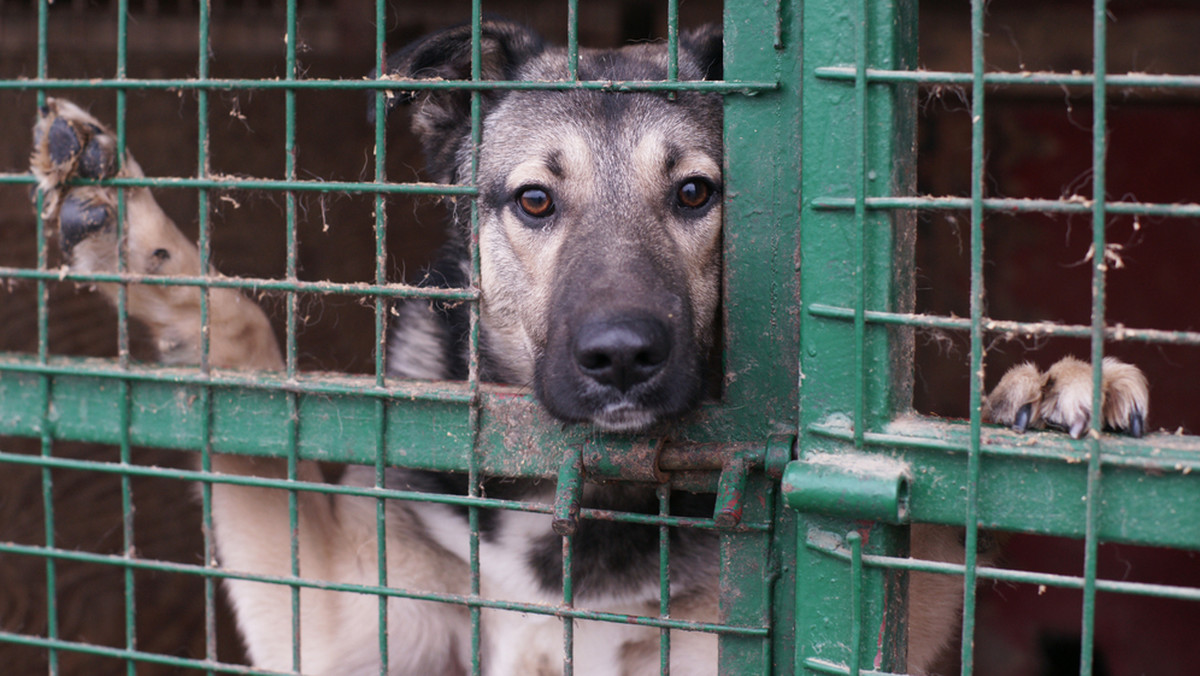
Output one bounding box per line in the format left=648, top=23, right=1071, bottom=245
left=47, top=117, right=83, bottom=167
left=30, top=98, right=123, bottom=255
left=59, top=195, right=114, bottom=253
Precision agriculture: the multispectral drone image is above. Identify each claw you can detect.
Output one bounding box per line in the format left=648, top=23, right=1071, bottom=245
left=1068, top=415, right=1088, bottom=440
left=1128, top=410, right=1145, bottom=439
left=1011, top=403, right=1032, bottom=433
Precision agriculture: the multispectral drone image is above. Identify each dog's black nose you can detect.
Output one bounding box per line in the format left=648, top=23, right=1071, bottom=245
left=574, top=317, right=671, bottom=393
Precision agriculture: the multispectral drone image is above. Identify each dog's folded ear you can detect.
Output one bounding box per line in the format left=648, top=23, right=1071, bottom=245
left=680, top=24, right=723, bottom=82
left=370, top=19, right=545, bottom=181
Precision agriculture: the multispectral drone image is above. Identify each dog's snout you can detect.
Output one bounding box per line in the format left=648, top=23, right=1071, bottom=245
left=574, top=317, right=671, bottom=393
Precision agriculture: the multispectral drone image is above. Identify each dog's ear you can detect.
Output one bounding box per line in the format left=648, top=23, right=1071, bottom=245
left=372, top=19, right=545, bottom=182
left=681, top=24, right=722, bottom=81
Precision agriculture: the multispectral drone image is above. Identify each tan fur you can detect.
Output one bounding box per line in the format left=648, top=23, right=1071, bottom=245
left=907, top=524, right=1002, bottom=675
left=985, top=355, right=1149, bottom=438
left=982, top=361, right=1042, bottom=430
left=1099, top=355, right=1150, bottom=431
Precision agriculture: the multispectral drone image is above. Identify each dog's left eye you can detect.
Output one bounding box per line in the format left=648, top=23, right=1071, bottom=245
left=676, top=178, right=715, bottom=210
left=516, top=187, right=555, bottom=219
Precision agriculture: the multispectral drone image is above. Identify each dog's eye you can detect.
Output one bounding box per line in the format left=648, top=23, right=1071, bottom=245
left=676, top=178, right=714, bottom=210
left=516, top=187, right=555, bottom=219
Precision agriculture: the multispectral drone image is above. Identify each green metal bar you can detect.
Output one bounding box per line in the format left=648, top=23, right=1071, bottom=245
left=0, top=630, right=290, bottom=676
left=806, top=538, right=1200, bottom=603
left=666, top=0, right=679, bottom=104
left=373, top=0, right=391, bottom=671
left=1081, top=2, right=1111, bottom=672
left=566, top=0, right=579, bottom=81
left=847, top=532, right=863, bottom=676
left=657, top=485, right=672, bottom=674
left=195, top=1, right=219, bottom=671
left=805, top=418, right=1200, bottom=550
left=809, top=194, right=1200, bottom=218
left=0, top=450, right=764, bottom=535
left=0, top=173, right=479, bottom=195
left=468, top=6, right=485, bottom=674
left=852, top=0, right=869, bottom=449
left=0, top=268, right=479, bottom=301
left=283, top=1, right=302, bottom=670
left=960, top=0, right=988, bottom=672
left=0, top=540, right=765, bottom=635
left=814, top=66, right=1200, bottom=90
left=113, top=3, right=138, bottom=672
left=806, top=304, right=1200, bottom=346
left=561, top=530, right=576, bottom=676
left=0, top=77, right=777, bottom=93
left=34, top=1, right=56, bottom=671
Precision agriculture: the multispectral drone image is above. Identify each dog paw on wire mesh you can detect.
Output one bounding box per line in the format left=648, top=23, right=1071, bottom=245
left=983, top=356, right=1149, bottom=438
left=30, top=98, right=123, bottom=256
left=28, top=98, right=281, bottom=369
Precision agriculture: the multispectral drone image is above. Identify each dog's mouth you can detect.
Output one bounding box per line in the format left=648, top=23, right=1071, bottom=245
left=589, top=402, right=660, bottom=433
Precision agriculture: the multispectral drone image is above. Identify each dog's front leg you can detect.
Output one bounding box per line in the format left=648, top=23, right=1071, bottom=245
left=30, top=99, right=374, bottom=672
left=32, top=98, right=282, bottom=371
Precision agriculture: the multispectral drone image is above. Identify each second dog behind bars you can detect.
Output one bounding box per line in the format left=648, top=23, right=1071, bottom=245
left=30, top=19, right=1148, bottom=676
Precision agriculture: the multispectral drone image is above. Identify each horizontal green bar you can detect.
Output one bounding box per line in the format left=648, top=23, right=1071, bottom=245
left=815, top=66, right=1200, bottom=90
left=811, top=194, right=1200, bottom=219
left=0, top=356, right=751, bottom=483
left=806, top=531, right=1200, bottom=602
left=0, top=540, right=767, bottom=636
left=1, top=77, right=777, bottom=94
left=0, top=630, right=276, bottom=675
left=0, top=355, right=474, bottom=400
left=806, top=303, right=1200, bottom=346
left=0, top=447, right=762, bottom=532
left=0, top=268, right=478, bottom=302
left=0, top=172, right=475, bottom=196
left=805, top=416, right=1200, bottom=550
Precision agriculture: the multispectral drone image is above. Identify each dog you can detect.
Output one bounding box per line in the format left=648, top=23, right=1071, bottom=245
left=29, top=18, right=1149, bottom=676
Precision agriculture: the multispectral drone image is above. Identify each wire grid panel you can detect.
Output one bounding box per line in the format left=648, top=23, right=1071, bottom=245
left=795, top=0, right=1200, bottom=674
left=0, top=0, right=804, bottom=674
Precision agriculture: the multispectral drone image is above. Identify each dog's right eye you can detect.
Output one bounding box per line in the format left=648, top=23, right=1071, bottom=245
left=516, top=187, right=555, bottom=220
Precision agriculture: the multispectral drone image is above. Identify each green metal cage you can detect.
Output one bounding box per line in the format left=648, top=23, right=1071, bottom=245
left=2, top=0, right=1199, bottom=674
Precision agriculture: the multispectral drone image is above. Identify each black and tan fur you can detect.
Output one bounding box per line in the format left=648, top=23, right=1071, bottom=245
left=29, top=19, right=1148, bottom=676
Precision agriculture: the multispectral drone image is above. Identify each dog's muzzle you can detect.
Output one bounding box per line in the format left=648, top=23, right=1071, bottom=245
left=538, top=305, right=702, bottom=432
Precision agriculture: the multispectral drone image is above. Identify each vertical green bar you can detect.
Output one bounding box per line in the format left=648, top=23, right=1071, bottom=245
left=114, top=2, right=138, bottom=672
left=722, top=1, right=801, bottom=672
left=373, top=2, right=391, bottom=673
left=34, top=1, right=57, bottom=672
left=721, top=0, right=800, bottom=446
left=657, top=485, right=672, bottom=673
left=195, top=2, right=218, bottom=673
left=566, top=0, right=579, bottom=80
left=283, top=0, right=302, bottom=670
left=793, top=521, right=908, bottom=674
left=796, top=0, right=917, bottom=672
left=1081, top=1, right=1109, bottom=673
left=960, top=0, right=988, bottom=673
left=467, top=6, right=484, bottom=674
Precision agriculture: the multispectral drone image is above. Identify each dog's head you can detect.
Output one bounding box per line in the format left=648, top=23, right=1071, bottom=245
left=383, top=20, right=723, bottom=432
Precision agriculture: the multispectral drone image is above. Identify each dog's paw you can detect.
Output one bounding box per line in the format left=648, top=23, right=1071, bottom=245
left=31, top=98, right=122, bottom=255
left=983, top=356, right=1148, bottom=439
left=982, top=362, right=1043, bottom=433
